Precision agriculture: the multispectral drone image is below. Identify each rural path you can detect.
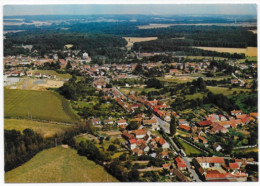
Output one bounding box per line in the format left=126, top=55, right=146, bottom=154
left=138, top=167, right=163, bottom=172
left=232, top=73, right=245, bottom=84
left=233, top=144, right=257, bottom=149
left=23, top=78, right=29, bottom=89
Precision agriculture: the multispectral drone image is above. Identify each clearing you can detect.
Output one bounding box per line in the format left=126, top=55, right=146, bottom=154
left=4, top=89, right=79, bottom=123
left=207, top=86, right=250, bottom=96
left=4, top=119, right=71, bottom=138
left=5, top=146, right=118, bottom=183
left=123, top=37, right=157, bottom=49
left=193, top=46, right=257, bottom=57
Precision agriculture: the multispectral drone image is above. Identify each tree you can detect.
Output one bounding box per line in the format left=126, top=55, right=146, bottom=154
left=133, top=63, right=143, bottom=75
left=107, top=144, right=117, bottom=152
left=66, top=61, right=72, bottom=69
left=126, top=121, right=139, bottom=130
left=170, top=114, right=176, bottom=136
left=128, top=169, right=140, bottom=181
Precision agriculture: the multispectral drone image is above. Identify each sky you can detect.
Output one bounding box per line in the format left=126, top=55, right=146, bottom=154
left=3, top=4, right=257, bottom=16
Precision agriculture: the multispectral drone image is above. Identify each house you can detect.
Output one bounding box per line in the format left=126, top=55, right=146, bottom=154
left=198, top=136, right=207, bottom=144
left=158, top=138, right=170, bottom=149
left=104, top=119, right=114, bottom=125
left=159, top=151, right=169, bottom=159
left=179, top=119, right=188, bottom=126
left=140, top=143, right=149, bottom=152
left=213, top=143, right=222, bottom=152
left=162, top=163, right=171, bottom=169
left=197, top=120, right=213, bottom=127
left=178, top=124, right=191, bottom=132
left=91, top=118, right=101, bottom=125
left=34, top=72, right=41, bottom=78
left=175, top=156, right=187, bottom=170
left=170, top=168, right=190, bottom=182
left=250, top=113, right=258, bottom=119
left=229, top=163, right=240, bottom=171
left=231, top=110, right=242, bottom=116
left=204, top=172, right=247, bottom=182
left=129, top=138, right=137, bottom=150
left=210, top=123, right=228, bottom=134
left=117, top=119, right=128, bottom=126
left=132, top=129, right=149, bottom=139
left=196, top=157, right=225, bottom=169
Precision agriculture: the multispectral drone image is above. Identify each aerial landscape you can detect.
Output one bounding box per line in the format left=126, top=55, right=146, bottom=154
left=3, top=4, right=258, bottom=183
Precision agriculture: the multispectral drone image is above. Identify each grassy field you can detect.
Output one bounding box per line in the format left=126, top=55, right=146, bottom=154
left=120, top=87, right=160, bottom=95
left=193, top=46, right=257, bottom=57
left=28, top=70, right=71, bottom=79
left=185, top=56, right=227, bottom=60
left=178, top=139, right=202, bottom=156
left=4, top=89, right=79, bottom=123
left=5, top=146, right=118, bottom=183
left=207, top=86, right=251, bottom=96
left=157, top=76, right=195, bottom=83
left=185, top=93, right=204, bottom=100
left=4, top=119, right=71, bottom=138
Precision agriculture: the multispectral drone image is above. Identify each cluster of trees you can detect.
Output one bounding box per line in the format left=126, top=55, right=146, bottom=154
left=4, top=32, right=127, bottom=58
left=111, top=78, right=144, bottom=87
left=59, top=75, right=95, bottom=100
left=172, top=92, right=238, bottom=112
left=4, top=129, right=55, bottom=171
left=133, top=39, right=246, bottom=59
left=146, top=78, right=163, bottom=89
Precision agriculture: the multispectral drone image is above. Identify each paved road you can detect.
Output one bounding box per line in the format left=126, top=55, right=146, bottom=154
left=182, top=156, right=202, bottom=182
left=232, top=73, right=245, bottom=84
left=155, top=116, right=170, bottom=134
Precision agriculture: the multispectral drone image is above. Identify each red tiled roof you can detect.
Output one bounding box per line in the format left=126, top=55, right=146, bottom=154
left=129, top=138, right=137, bottom=144
left=175, top=156, right=187, bottom=168
left=229, top=163, right=239, bottom=169
left=197, top=120, right=212, bottom=127
left=197, top=157, right=225, bottom=164
left=179, top=124, right=191, bottom=131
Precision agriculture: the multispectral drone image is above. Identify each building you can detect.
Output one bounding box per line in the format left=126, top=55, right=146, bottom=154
left=175, top=156, right=187, bottom=170
left=195, top=157, right=225, bottom=169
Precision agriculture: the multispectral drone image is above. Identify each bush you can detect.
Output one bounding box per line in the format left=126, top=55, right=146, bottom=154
left=107, top=144, right=117, bottom=152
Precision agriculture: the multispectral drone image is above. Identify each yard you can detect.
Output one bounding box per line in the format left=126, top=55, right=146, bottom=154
left=178, top=139, right=202, bottom=156
left=5, top=146, right=118, bottom=183
left=28, top=70, right=71, bottom=79
left=4, top=88, right=80, bottom=123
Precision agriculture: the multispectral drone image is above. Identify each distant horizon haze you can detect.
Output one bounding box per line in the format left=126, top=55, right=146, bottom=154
left=4, top=4, right=257, bottom=16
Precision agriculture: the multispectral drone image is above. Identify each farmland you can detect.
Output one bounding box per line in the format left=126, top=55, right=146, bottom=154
left=123, top=37, right=158, bottom=49
left=193, top=46, right=257, bottom=57
left=4, top=119, right=71, bottom=138
left=5, top=146, right=118, bottom=183
left=4, top=89, right=79, bottom=123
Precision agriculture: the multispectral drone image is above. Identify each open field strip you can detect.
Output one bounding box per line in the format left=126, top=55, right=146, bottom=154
left=193, top=46, right=257, bottom=57
left=4, top=89, right=79, bottom=123
left=4, top=119, right=71, bottom=138
left=5, top=146, right=118, bottom=183
left=123, top=37, right=158, bottom=49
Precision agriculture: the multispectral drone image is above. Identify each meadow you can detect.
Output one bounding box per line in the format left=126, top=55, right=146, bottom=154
left=193, top=46, right=257, bottom=57
left=4, top=119, right=71, bottom=138
left=207, top=86, right=251, bottom=96
left=4, top=89, right=79, bottom=123
left=5, top=146, right=118, bottom=183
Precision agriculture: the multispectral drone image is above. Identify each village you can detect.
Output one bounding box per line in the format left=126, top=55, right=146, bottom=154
left=3, top=44, right=258, bottom=182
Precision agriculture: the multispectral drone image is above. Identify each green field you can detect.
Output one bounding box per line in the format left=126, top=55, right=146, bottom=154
left=4, top=89, right=79, bottom=123
left=207, top=86, right=250, bottom=96
left=178, top=139, right=202, bottom=156
left=120, top=87, right=160, bottom=95
left=30, top=70, right=71, bottom=79
left=5, top=146, right=118, bottom=183
left=4, top=119, right=71, bottom=138
left=185, top=93, right=204, bottom=100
